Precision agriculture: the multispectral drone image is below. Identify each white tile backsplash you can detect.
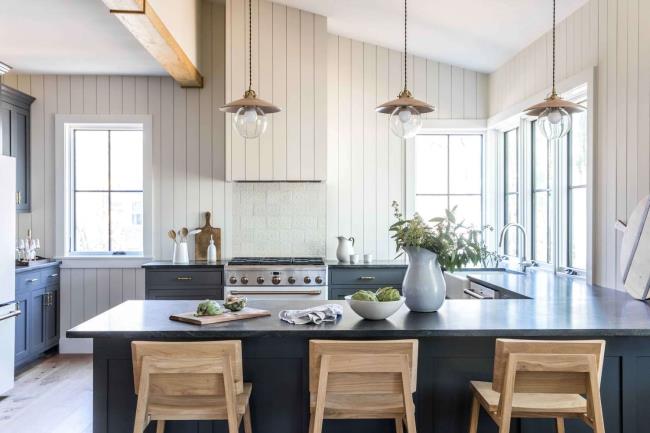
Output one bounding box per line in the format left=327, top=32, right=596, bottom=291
left=231, top=183, right=327, bottom=257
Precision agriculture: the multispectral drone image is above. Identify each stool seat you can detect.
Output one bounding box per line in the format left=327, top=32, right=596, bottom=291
left=310, top=392, right=408, bottom=418
left=148, top=383, right=253, bottom=421
left=470, top=381, right=587, bottom=415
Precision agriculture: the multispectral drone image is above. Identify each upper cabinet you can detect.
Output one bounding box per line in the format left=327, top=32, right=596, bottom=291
left=225, top=0, right=327, bottom=181
left=0, top=85, right=34, bottom=212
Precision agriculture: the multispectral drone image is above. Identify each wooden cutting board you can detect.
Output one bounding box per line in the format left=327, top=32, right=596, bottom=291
left=169, top=307, right=271, bottom=325
left=194, top=211, right=221, bottom=261
left=619, top=195, right=650, bottom=300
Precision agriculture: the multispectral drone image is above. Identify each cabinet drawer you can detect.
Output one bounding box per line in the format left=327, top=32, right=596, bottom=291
left=147, top=288, right=224, bottom=300
left=16, top=271, right=45, bottom=292
left=146, top=270, right=223, bottom=287
left=41, top=268, right=60, bottom=286
left=329, top=268, right=405, bottom=286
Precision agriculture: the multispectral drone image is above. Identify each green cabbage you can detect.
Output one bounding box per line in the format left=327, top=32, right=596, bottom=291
left=196, top=299, right=223, bottom=316
left=375, top=287, right=401, bottom=302
left=351, top=290, right=378, bottom=301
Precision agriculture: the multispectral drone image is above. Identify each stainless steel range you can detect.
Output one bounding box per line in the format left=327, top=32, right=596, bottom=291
left=224, top=257, right=328, bottom=300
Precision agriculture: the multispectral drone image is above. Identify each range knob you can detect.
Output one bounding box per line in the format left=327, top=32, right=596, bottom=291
left=288, top=276, right=296, bottom=284
left=240, top=276, right=249, bottom=285
left=315, top=276, right=323, bottom=284
left=272, top=276, right=281, bottom=285
left=229, top=276, right=238, bottom=284
left=257, top=276, right=265, bottom=284
left=304, top=276, right=312, bottom=284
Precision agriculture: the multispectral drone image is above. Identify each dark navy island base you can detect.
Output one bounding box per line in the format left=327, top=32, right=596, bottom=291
left=69, top=292, right=650, bottom=433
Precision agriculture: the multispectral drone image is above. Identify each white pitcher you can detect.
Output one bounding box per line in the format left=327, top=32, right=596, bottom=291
left=336, top=236, right=355, bottom=263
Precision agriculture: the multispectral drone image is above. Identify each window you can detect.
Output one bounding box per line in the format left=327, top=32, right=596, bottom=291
left=531, top=121, right=553, bottom=264
left=503, top=128, right=519, bottom=256
left=70, top=126, right=144, bottom=255
left=567, top=108, right=587, bottom=270
left=415, top=134, right=483, bottom=229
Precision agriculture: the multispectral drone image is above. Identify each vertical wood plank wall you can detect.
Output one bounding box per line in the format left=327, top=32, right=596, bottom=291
left=488, top=0, right=649, bottom=289
left=225, top=0, right=328, bottom=181
left=326, top=35, right=489, bottom=259
left=1, top=1, right=227, bottom=344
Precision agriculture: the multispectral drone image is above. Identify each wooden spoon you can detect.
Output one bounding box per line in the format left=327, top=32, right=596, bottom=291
left=168, top=230, right=177, bottom=243
left=180, top=227, right=189, bottom=242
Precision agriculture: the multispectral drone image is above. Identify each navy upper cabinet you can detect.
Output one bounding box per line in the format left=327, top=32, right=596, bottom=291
left=0, top=84, right=34, bottom=213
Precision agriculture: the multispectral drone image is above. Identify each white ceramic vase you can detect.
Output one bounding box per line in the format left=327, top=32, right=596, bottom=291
left=173, top=242, right=190, bottom=265
left=402, top=246, right=446, bottom=312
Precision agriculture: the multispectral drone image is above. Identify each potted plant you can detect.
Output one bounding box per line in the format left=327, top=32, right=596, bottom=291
left=389, top=202, right=496, bottom=312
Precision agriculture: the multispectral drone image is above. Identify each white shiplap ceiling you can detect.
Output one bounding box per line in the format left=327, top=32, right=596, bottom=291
left=0, top=0, right=164, bottom=75
left=271, top=0, right=589, bottom=73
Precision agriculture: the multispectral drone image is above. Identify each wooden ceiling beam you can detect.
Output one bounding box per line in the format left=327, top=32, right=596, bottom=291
left=102, top=0, right=203, bottom=88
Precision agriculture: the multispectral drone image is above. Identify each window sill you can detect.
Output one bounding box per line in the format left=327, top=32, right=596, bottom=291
left=57, top=256, right=153, bottom=269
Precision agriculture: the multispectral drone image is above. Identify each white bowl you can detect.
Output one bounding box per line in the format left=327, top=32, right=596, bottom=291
left=345, top=295, right=405, bottom=320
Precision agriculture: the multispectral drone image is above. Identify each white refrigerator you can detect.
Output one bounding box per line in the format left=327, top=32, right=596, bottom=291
left=0, top=155, right=17, bottom=395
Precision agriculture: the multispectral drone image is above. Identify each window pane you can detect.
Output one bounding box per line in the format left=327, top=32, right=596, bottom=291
left=570, top=110, right=587, bottom=186
left=533, top=192, right=549, bottom=262
left=449, top=195, right=482, bottom=229
left=533, top=125, right=549, bottom=189
left=449, top=135, right=481, bottom=194
left=570, top=187, right=587, bottom=269
left=75, top=130, right=108, bottom=190
left=505, top=129, right=518, bottom=193
left=110, top=192, right=144, bottom=252
left=74, top=192, right=109, bottom=252
left=415, top=195, right=447, bottom=223
left=110, top=130, right=144, bottom=190
left=415, top=135, right=448, bottom=194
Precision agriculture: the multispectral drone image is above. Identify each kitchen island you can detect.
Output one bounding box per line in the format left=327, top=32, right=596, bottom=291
left=68, top=277, right=650, bottom=433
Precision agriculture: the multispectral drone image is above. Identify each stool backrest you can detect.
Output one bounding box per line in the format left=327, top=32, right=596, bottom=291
left=309, top=339, right=418, bottom=394
left=492, top=339, right=605, bottom=394
left=131, top=340, right=243, bottom=396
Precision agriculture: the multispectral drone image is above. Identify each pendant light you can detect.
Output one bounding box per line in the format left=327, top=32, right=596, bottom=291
left=524, top=0, right=583, bottom=140
left=220, top=0, right=280, bottom=139
left=376, top=0, right=434, bottom=139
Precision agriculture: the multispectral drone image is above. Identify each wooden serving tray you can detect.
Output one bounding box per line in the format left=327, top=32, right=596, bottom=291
left=169, top=307, right=271, bottom=325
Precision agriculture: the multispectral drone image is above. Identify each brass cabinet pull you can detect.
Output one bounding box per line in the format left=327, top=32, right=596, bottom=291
left=176, top=276, right=193, bottom=281
left=49, top=273, right=59, bottom=278
left=16, top=191, right=21, bottom=204
left=358, top=276, right=376, bottom=281
left=27, top=278, right=39, bottom=283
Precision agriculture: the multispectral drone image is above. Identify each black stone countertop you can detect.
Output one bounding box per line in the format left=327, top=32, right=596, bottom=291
left=142, top=260, right=227, bottom=268
left=67, top=268, right=650, bottom=338
left=15, top=260, right=61, bottom=274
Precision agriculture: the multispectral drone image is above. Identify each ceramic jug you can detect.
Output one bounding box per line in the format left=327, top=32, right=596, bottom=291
left=336, top=236, right=355, bottom=262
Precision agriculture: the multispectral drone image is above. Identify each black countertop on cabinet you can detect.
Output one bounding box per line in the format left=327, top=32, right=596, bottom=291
left=142, top=260, right=227, bottom=268
left=15, top=260, right=61, bottom=274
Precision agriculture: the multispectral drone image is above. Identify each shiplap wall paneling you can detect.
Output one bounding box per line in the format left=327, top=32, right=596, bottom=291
left=225, top=0, right=327, bottom=181
left=488, top=0, right=650, bottom=289
left=325, top=35, right=489, bottom=260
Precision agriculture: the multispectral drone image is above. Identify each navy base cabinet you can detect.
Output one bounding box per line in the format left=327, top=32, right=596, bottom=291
left=328, top=266, right=406, bottom=299
left=145, top=268, right=224, bottom=300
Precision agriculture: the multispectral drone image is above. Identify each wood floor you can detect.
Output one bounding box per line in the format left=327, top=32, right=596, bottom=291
left=0, top=354, right=93, bottom=433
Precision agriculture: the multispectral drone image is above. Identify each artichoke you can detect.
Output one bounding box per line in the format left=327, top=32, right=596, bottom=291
left=350, top=290, right=378, bottom=302
left=223, top=295, right=247, bottom=312
left=375, top=287, right=401, bottom=302
left=195, top=299, right=223, bottom=316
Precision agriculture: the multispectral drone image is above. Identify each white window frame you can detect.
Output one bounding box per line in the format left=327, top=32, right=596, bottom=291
left=55, top=115, right=153, bottom=267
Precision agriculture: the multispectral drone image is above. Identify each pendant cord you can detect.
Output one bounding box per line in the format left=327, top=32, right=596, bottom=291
left=248, top=0, right=252, bottom=92
left=404, top=0, right=408, bottom=90
left=551, top=0, right=556, bottom=96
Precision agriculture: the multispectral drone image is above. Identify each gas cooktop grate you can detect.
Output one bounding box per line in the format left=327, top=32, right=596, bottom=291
left=227, top=257, right=325, bottom=266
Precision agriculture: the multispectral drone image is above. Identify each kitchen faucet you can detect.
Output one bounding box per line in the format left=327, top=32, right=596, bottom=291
left=498, top=223, right=533, bottom=273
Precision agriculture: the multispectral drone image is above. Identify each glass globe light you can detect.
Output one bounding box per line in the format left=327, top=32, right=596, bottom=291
left=537, top=106, right=571, bottom=140
left=390, top=106, right=422, bottom=139
left=234, top=106, right=267, bottom=139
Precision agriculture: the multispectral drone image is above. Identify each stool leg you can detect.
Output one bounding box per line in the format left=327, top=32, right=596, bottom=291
left=156, top=420, right=165, bottom=433
left=468, top=396, right=480, bottom=433
left=243, top=404, right=252, bottom=433
left=395, top=417, right=404, bottom=433
left=308, top=411, right=315, bottom=433
left=555, top=418, right=565, bottom=433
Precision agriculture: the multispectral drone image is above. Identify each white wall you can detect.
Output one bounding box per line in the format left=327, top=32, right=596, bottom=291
left=325, top=34, right=489, bottom=260
left=488, top=0, right=650, bottom=289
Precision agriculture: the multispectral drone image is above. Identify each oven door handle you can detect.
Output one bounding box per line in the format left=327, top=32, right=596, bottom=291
left=229, top=289, right=323, bottom=296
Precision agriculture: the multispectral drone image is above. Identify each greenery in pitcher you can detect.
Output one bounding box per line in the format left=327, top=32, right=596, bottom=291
left=389, top=201, right=498, bottom=272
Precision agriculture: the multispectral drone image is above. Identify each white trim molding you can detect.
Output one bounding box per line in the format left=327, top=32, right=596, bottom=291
left=54, top=114, right=154, bottom=265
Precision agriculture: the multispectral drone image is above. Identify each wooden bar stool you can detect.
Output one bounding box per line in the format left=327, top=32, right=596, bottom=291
left=468, top=339, right=606, bottom=433
left=309, top=339, right=419, bottom=433
left=131, top=341, right=253, bottom=433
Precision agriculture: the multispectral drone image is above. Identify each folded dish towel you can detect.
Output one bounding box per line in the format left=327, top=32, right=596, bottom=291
left=279, top=304, right=343, bottom=325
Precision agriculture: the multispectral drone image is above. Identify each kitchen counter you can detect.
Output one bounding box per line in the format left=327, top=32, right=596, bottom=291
left=15, top=259, right=61, bottom=273
left=68, top=277, right=650, bottom=433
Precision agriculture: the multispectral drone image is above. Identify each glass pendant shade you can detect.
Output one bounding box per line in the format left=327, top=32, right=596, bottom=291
left=537, top=106, right=571, bottom=140
left=234, top=106, right=268, bottom=139
left=390, top=106, right=422, bottom=139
